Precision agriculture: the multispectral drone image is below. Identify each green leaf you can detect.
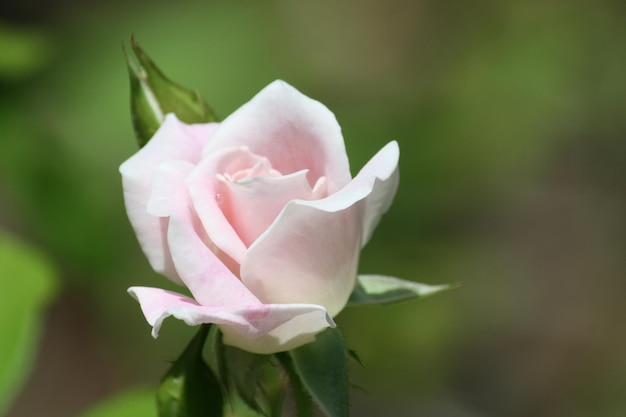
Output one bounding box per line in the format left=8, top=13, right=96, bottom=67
left=0, top=232, right=57, bottom=415
left=348, top=275, right=457, bottom=306
left=125, top=36, right=217, bottom=147
left=78, top=388, right=155, bottom=417
left=289, top=328, right=349, bottom=417
left=157, top=324, right=223, bottom=417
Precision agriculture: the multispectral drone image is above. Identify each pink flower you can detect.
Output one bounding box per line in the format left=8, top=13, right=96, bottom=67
left=120, top=81, right=399, bottom=353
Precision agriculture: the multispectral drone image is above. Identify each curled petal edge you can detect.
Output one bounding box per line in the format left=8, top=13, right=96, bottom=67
left=290, top=140, right=399, bottom=216
left=128, top=286, right=335, bottom=354
left=248, top=140, right=400, bottom=261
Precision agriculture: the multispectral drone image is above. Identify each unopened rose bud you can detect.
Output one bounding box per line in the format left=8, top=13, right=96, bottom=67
left=124, top=36, right=216, bottom=147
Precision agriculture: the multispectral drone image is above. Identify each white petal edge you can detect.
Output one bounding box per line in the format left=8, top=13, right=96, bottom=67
left=128, top=286, right=334, bottom=354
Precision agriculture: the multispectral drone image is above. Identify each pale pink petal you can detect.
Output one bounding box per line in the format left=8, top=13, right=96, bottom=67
left=187, top=147, right=268, bottom=262
left=128, top=286, right=334, bottom=354
left=220, top=304, right=334, bottom=354
left=242, top=201, right=363, bottom=317
left=241, top=142, right=399, bottom=316
left=146, top=160, right=196, bottom=217
left=202, top=80, right=352, bottom=194
left=119, top=114, right=218, bottom=283
left=353, top=141, right=399, bottom=245
left=147, top=160, right=258, bottom=306
left=221, top=169, right=323, bottom=247
left=286, top=141, right=398, bottom=245
left=293, top=141, right=399, bottom=216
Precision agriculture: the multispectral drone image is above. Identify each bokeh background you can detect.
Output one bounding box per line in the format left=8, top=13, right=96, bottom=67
left=1, top=0, right=625, bottom=416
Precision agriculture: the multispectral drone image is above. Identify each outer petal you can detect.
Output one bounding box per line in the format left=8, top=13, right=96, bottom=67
left=147, top=160, right=257, bottom=306
left=202, top=80, right=352, bottom=194
left=242, top=203, right=362, bottom=317
left=119, top=114, right=218, bottom=283
left=241, top=141, right=399, bottom=316
left=128, top=287, right=334, bottom=354
left=356, top=141, right=399, bottom=246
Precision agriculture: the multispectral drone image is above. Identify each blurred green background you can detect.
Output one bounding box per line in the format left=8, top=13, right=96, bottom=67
left=1, top=0, right=625, bottom=416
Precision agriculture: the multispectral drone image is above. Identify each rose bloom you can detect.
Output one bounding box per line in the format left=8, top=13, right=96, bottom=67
left=121, top=81, right=399, bottom=354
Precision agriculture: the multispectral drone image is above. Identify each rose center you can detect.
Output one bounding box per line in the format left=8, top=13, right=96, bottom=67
left=215, top=153, right=328, bottom=248
left=218, top=158, right=282, bottom=183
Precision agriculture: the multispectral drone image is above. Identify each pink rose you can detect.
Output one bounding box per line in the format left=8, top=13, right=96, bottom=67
left=121, top=81, right=399, bottom=353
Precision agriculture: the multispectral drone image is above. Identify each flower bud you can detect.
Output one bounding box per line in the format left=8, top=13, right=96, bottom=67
left=124, top=36, right=217, bottom=147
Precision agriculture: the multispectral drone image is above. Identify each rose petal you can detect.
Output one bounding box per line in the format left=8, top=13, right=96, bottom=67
left=187, top=147, right=266, bottom=263
left=202, top=80, right=352, bottom=194
left=119, top=114, right=218, bottom=283
left=221, top=169, right=323, bottom=247
left=290, top=141, right=398, bottom=245
left=147, top=160, right=258, bottom=306
left=355, top=141, right=399, bottom=245
left=241, top=141, right=399, bottom=316
left=220, top=304, right=334, bottom=354
left=242, top=203, right=362, bottom=316
left=128, top=286, right=334, bottom=354
left=293, top=141, right=399, bottom=217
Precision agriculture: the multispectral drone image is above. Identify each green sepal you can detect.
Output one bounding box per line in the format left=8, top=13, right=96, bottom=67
left=206, top=326, right=279, bottom=416
left=156, top=324, right=224, bottom=417
left=276, top=352, right=314, bottom=417
left=288, top=328, right=349, bottom=417
left=223, top=345, right=273, bottom=415
left=205, top=325, right=227, bottom=389
left=124, top=35, right=217, bottom=148
left=348, top=274, right=457, bottom=306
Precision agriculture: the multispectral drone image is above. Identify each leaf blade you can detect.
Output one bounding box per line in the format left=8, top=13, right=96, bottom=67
left=289, top=328, right=349, bottom=417
left=348, top=274, right=457, bottom=306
